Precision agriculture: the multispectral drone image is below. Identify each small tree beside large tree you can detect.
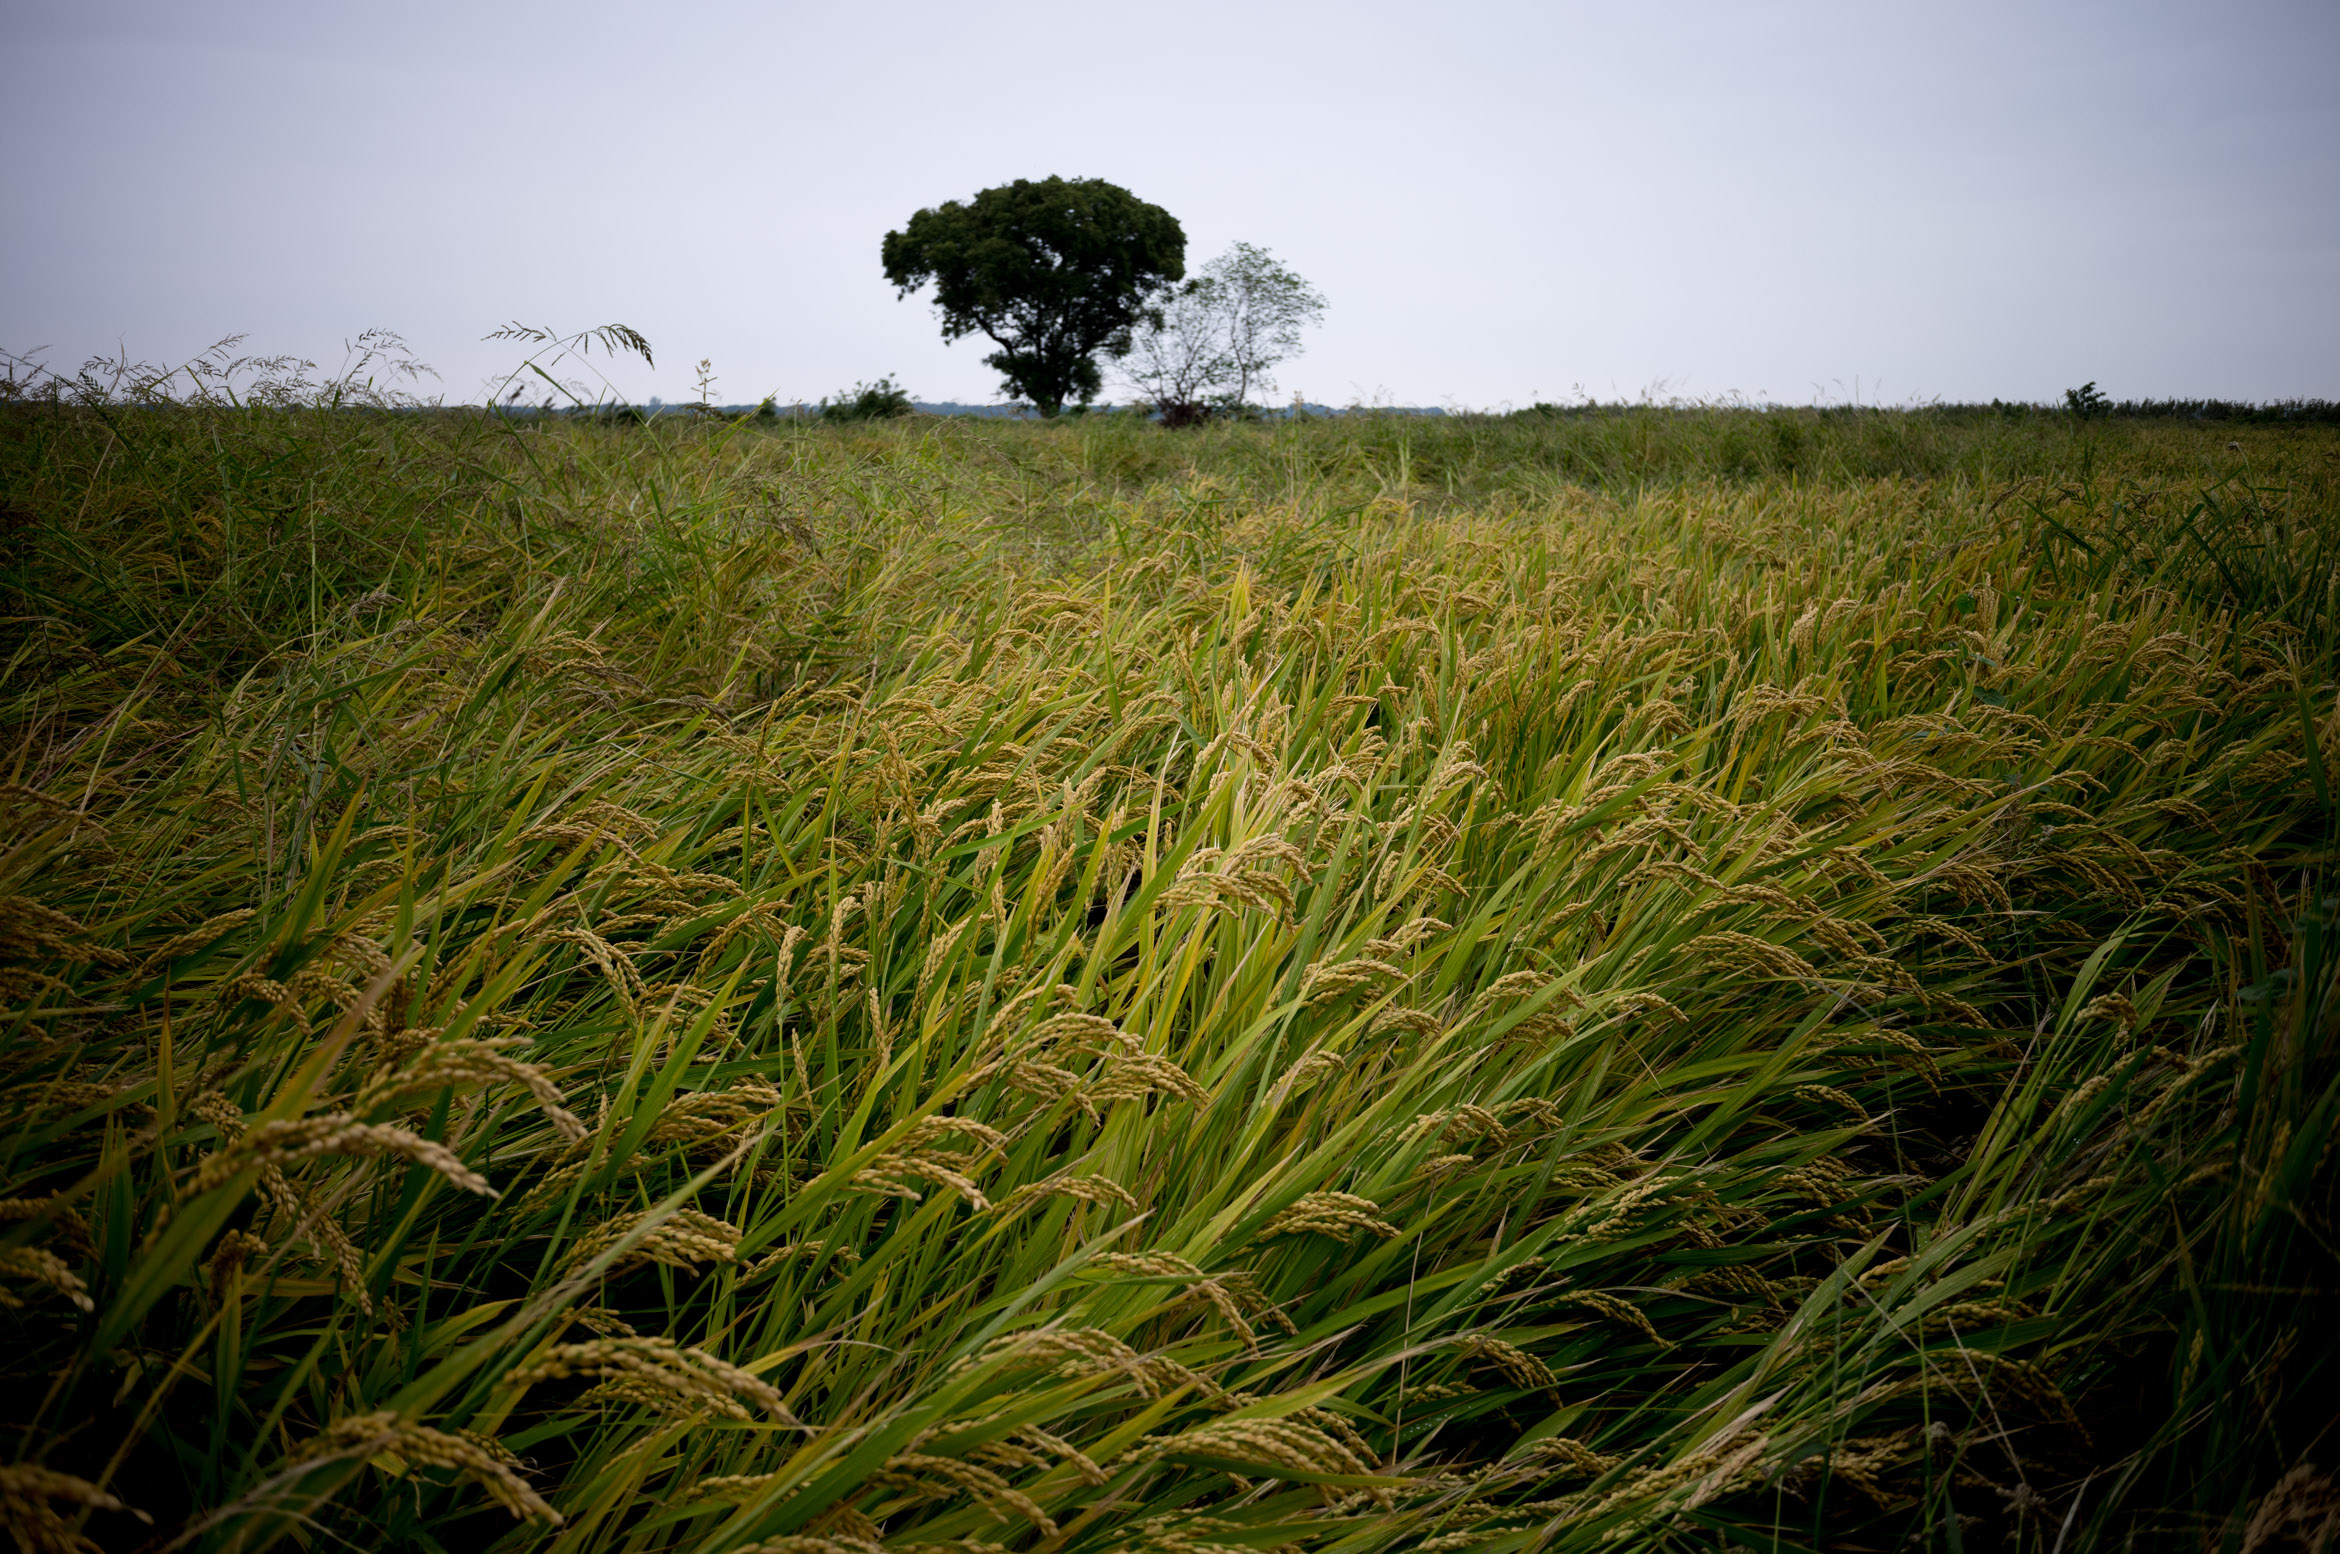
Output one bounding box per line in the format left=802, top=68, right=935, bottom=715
left=881, top=176, right=1185, bottom=418
left=1119, top=243, right=1326, bottom=426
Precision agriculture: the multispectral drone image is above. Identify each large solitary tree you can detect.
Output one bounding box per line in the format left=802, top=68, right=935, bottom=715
left=881, top=177, right=1185, bottom=417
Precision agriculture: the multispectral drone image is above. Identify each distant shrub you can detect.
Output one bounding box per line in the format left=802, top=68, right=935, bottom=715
left=2065, top=381, right=2110, bottom=418
left=820, top=375, right=914, bottom=422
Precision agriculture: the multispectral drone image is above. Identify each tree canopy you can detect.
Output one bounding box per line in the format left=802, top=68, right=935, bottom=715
left=882, top=176, right=1185, bottom=417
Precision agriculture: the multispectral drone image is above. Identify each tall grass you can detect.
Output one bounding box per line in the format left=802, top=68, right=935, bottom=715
left=1, top=378, right=2334, bottom=1553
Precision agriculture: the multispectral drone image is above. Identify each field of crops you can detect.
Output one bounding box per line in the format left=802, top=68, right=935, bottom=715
left=2, top=393, right=2335, bottom=1553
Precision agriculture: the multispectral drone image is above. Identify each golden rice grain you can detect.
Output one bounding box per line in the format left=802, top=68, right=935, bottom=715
left=561, top=1209, right=740, bottom=1277
left=287, top=1411, right=557, bottom=1524
left=1261, top=1191, right=1399, bottom=1243
left=194, top=1115, right=493, bottom=1197
left=504, top=1336, right=792, bottom=1423
left=0, top=1463, right=132, bottom=1553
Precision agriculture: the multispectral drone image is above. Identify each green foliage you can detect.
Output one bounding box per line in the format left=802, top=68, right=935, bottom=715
left=0, top=392, right=2332, bottom=1553
left=882, top=176, right=1186, bottom=417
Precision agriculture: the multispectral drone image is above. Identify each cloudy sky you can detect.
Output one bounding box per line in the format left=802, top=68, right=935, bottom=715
left=4, top=0, right=2334, bottom=408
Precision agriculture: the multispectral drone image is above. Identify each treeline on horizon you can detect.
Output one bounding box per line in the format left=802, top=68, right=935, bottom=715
left=509, top=394, right=2340, bottom=425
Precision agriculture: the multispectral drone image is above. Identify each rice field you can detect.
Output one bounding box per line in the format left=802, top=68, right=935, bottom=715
left=1, top=389, right=2334, bottom=1553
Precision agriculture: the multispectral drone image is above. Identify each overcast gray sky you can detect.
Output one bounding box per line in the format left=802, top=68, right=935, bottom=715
left=4, top=0, right=2335, bottom=409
